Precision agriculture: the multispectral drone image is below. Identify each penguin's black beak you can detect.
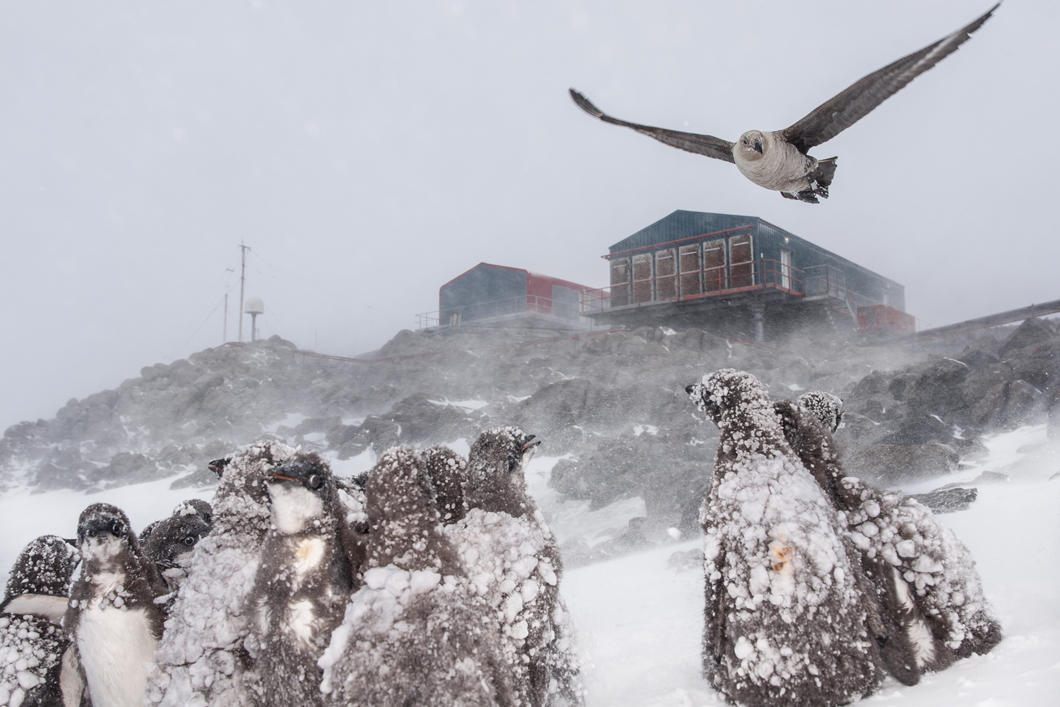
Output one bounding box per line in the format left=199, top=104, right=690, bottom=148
left=208, top=458, right=230, bottom=477
left=753, top=139, right=763, bottom=154
left=521, top=435, right=541, bottom=452
left=685, top=384, right=696, bottom=395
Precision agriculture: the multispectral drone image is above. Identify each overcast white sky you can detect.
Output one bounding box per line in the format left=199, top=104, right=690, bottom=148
left=1, top=0, right=1056, bottom=431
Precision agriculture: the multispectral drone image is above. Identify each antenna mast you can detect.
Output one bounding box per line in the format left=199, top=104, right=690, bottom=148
left=238, top=242, right=251, bottom=342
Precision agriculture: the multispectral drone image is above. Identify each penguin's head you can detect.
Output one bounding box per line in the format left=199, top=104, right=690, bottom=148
left=796, top=391, right=845, bottom=433
left=265, top=453, right=334, bottom=534
left=142, top=515, right=211, bottom=569
left=172, top=498, right=213, bottom=527
left=466, top=427, right=540, bottom=495
left=3, top=535, right=80, bottom=601
left=207, top=457, right=230, bottom=478
left=76, top=503, right=135, bottom=561
left=686, top=368, right=771, bottom=427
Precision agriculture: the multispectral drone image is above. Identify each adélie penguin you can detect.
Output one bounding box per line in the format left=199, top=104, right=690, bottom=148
left=686, top=370, right=884, bottom=706
left=247, top=453, right=355, bottom=707
left=145, top=440, right=295, bottom=707
left=448, top=428, right=584, bottom=706
left=65, top=503, right=167, bottom=707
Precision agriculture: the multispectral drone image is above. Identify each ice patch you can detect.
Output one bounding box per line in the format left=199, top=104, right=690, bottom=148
left=427, top=397, right=489, bottom=411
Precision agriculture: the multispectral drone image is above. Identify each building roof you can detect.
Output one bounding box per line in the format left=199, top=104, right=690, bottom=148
left=440, top=261, right=595, bottom=293
left=607, top=210, right=901, bottom=288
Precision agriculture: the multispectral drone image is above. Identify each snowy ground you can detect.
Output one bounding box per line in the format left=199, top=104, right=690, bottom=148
left=1, top=425, right=1057, bottom=705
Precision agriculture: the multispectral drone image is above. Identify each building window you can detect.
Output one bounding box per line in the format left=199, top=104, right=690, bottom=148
left=704, top=238, right=727, bottom=292
left=678, top=244, right=701, bottom=297
left=655, top=248, right=676, bottom=301
left=610, top=258, right=630, bottom=307
left=632, top=253, right=653, bottom=304
left=729, top=233, right=754, bottom=289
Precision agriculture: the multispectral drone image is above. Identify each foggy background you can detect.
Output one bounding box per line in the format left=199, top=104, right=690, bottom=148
left=1, top=0, right=1055, bottom=431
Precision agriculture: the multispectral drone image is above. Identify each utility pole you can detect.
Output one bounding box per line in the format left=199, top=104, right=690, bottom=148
left=238, top=242, right=250, bottom=342
left=223, top=267, right=235, bottom=344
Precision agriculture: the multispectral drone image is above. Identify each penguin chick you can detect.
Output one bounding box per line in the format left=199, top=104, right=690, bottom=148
left=249, top=453, right=353, bottom=707
left=146, top=440, right=296, bottom=707
left=452, top=428, right=584, bottom=707
left=774, top=398, right=923, bottom=686
left=65, top=503, right=167, bottom=707
left=686, top=370, right=883, bottom=706
left=320, top=447, right=515, bottom=707
left=0, top=535, right=79, bottom=707
left=141, top=514, right=211, bottom=596
left=779, top=391, right=1001, bottom=671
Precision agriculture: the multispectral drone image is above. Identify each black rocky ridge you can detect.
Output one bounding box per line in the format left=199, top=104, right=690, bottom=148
left=2, top=320, right=1059, bottom=556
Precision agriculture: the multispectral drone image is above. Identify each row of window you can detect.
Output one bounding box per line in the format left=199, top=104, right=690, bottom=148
left=609, top=234, right=755, bottom=306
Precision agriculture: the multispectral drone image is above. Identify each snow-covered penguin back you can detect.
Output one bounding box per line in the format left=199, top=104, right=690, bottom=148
left=450, top=428, right=584, bottom=706
left=421, top=445, right=469, bottom=523
left=690, top=369, right=883, bottom=706
left=842, top=480, right=1002, bottom=662
left=320, top=446, right=516, bottom=706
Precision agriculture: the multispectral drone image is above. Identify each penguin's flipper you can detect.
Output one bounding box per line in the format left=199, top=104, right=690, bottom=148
left=2, top=593, right=69, bottom=625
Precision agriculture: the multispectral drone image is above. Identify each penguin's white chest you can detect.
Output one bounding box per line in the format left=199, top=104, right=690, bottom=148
left=77, top=605, right=157, bottom=707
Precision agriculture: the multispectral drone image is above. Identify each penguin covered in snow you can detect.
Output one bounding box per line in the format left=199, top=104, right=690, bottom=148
left=247, top=453, right=355, bottom=707
left=421, top=445, right=469, bottom=523
left=774, top=397, right=922, bottom=685
left=686, top=369, right=883, bottom=706
left=146, top=440, right=296, bottom=707
left=783, top=390, right=1002, bottom=671
left=141, top=500, right=212, bottom=548
left=447, top=428, right=583, bottom=707
left=65, top=503, right=168, bottom=707
left=0, top=535, right=79, bottom=707
left=142, top=513, right=211, bottom=596
left=319, top=446, right=515, bottom=706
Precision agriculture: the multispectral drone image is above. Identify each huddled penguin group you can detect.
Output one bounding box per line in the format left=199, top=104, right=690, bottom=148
left=687, top=368, right=1001, bottom=706
left=1, top=377, right=1000, bottom=706
left=1, top=430, right=581, bottom=706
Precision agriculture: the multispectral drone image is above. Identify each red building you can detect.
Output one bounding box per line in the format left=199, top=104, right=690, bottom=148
left=430, top=262, right=599, bottom=329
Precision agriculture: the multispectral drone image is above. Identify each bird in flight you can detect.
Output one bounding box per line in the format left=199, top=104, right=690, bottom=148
left=569, top=4, right=999, bottom=204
